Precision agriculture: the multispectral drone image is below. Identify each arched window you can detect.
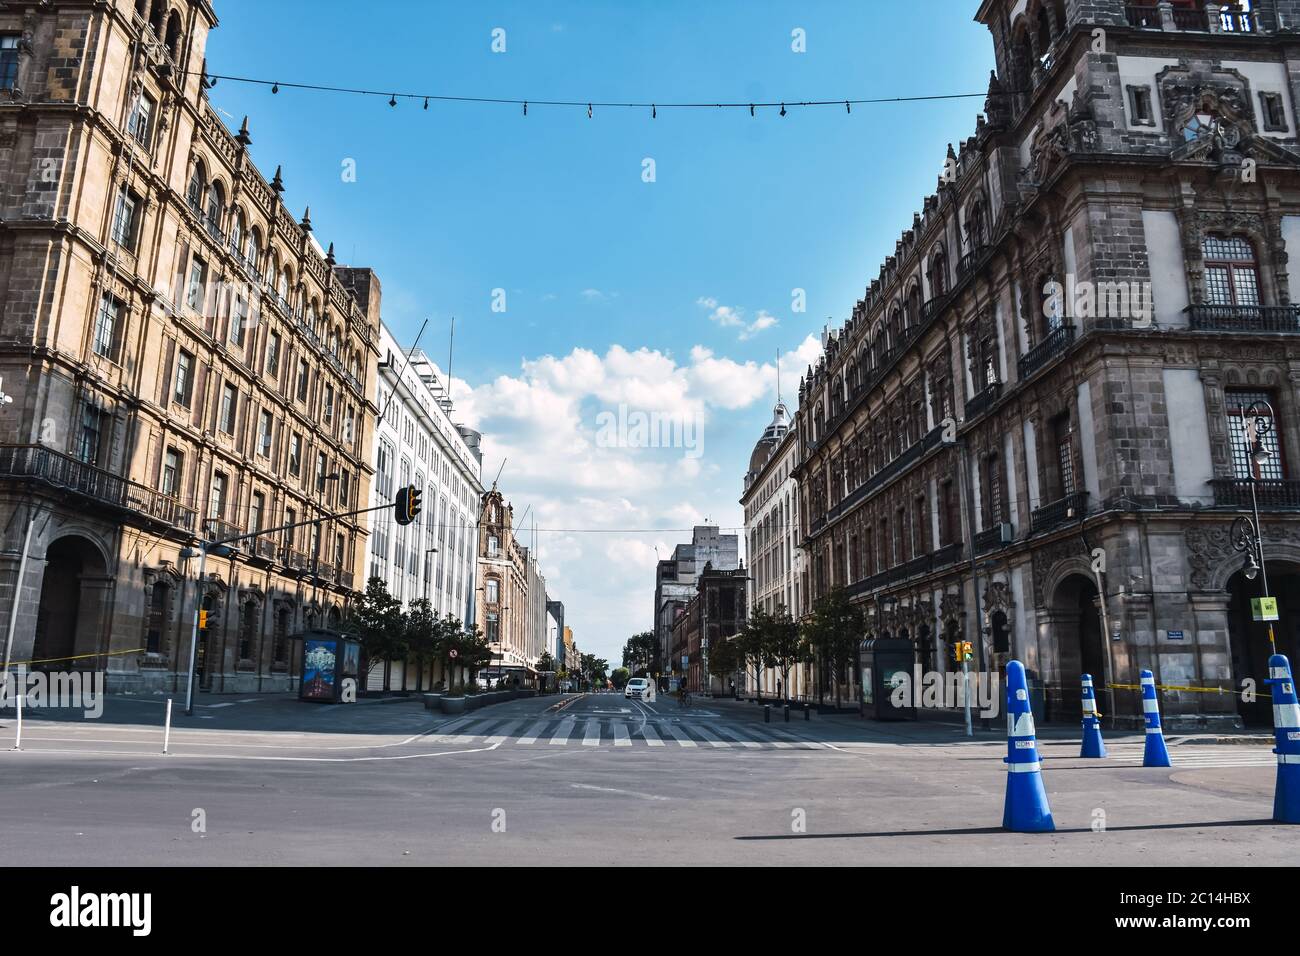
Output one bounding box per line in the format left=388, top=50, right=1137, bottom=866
left=888, top=305, right=903, bottom=348
left=1040, top=272, right=1064, bottom=334
left=277, top=268, right=290, bottom=302
left=148, top=1, right=165, bottom=35
left=273, top=605, right=291, bottom=664
left=186, top=160, right=206, bottom=212
left=238, top=600, right=258, bottom=661
left=328, top=327, right=339, bottom=357
left=246, top=226, right=261, bottom=274
left=1202, top=234, right=1260, bottom=306
left=205, top=180, right=223, bottom=230
left=145, top=582, right=169, bottom=654
left=164, top=11, right=183, bottom=60
left=929, top=249, right=948, bottom=297
left=906, top=285, right=921, bottom=328
left=229, top=208, right=243, bottom=256
left=967, top=201, right=986, bottom=248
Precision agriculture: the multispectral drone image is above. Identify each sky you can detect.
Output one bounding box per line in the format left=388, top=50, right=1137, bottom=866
left=206, top=0, right=995, bottom=665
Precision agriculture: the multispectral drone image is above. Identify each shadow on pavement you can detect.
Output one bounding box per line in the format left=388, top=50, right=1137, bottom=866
left=735, top=819, right=1276, bottom=840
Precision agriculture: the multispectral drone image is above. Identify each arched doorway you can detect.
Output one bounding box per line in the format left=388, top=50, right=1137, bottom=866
left=1047, top=574, right=1104, bottom=722
left=33, top=536, right=109, bottom=671
left=1228, top=561, right=1300, bottom=726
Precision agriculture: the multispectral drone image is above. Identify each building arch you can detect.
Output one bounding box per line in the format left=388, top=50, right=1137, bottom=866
left=32, top=534, right=112, bottom=671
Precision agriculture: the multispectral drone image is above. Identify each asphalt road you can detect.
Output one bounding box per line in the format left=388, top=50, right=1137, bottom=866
left=0, top=691, right=1289, bottom=865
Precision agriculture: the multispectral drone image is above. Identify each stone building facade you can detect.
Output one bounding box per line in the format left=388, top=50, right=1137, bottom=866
left=795, top=0, right=1300, bottom=728
left=653, top=524, right=739, bottom=681
left=474, top=488, right=534, bottom=677
left=0, top=1, right=379, bottom=695
left=670, top=564, right=748, bottom=694
left=740, top=400, right=811, bottom=699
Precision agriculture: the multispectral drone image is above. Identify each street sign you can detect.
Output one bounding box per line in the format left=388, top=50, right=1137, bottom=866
left=1252, top=597, right=1280, bottom=622
left=449, top=649, right=459, bottom=659
left=1166, top=629, right=1184, bottom=641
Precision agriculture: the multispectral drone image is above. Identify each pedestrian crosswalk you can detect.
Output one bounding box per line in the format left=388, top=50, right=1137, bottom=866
left=1044, top=745, right=1275, bottom=770
left=422, top=716, right=828, bottom=751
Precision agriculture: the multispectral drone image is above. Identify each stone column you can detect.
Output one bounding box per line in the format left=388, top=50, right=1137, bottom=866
left=1158, top=1, right=1176, bottom=31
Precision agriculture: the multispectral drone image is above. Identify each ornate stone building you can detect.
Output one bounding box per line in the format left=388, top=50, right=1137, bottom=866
left=795, top=0, right=1300, bottom=727
left=474, top=487, right=535, bottom=679
left=0, top=1, right=380, bottom=694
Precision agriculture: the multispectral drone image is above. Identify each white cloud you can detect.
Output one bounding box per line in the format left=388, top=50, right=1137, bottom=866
left=697, top=296, right=780, bottom=340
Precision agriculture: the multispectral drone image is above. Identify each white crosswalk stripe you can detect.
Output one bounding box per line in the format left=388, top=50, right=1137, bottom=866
left=641, top=723, right=665, bottom=747
left=485, top=720, right=522, bottom=745
left=710, top=724, right=762, bottom=749
left=613, top=722, right=631, bottom=747
left=693, top=726, right=731, bottom=748
left=663, top=723, right=698, bottom=748
left=582, top=720, right=602, bottom=746
left=767, top=728, right=825, bottom=749
left=549, top=718, right=576, bottom=745
left=517, top=720, right=548, bottom=745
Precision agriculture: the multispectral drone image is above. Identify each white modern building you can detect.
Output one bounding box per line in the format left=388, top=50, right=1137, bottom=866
left=367, top=322, right=484, bottom=690
left=740, top=400, right=809, bottom=700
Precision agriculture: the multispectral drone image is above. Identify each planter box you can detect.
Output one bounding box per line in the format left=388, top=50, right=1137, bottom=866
left=422, top=693, right=444, bottom=711
left=439, top=696, right=466, bottom=715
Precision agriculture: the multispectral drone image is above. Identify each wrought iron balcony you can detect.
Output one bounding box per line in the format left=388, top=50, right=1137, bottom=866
left=974, top=523, right=1013, bottom=555
left=203, top=519, right=243, bottom=544
left=1186, top=304, right=1300, bottom=333
left=0, top=444, right=197, bottom=532
left=931, top=541, right=964, bottom=569
left=1172, top=7, right=1209, bottom=31
left=1211, top=478, right=1300, bottom=510
left=957, top=245, right=988, bottom=279
left=1124, top=4, right=1160, bottom=28
left=287, top=549, right=313, bottom=573
left=921, top=296, right=947, bottom=323
left=964, top=382, right=1002, bottom=421
left=1031, top=492, right=1089, bottom=535
left=1018, top=324, right=1075, bottom=381
left=254, top=537, right=279, bottom=562
left=338, top=569, right=355, bottom=590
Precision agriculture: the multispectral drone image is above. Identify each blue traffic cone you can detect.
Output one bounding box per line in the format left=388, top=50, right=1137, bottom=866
left=1140, top=669, right=1171, bottom=767
left=1003, top=660, right=1055, bottom=832
left=1080, top=673, right=1106, bottom=758
left=1266, top=654, right=1300, bottom=824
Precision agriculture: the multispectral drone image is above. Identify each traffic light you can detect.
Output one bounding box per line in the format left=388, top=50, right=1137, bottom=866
left=952, top=641, right=974, bottom=663
left=198, top=610, right=208, bottom=630
left=394, top=485, right=423, bottom=525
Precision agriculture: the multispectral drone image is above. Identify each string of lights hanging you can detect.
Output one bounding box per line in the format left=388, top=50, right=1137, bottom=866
left=188, top=70, right=999, bottom=118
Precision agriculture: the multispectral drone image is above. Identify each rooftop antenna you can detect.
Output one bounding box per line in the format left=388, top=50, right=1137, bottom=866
left=776, top=348, right=782, bottom=406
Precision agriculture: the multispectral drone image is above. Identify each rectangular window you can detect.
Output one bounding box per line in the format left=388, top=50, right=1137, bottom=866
left=257, top=409, right=272, bottom=457
left=1226, top=390, right=1284, bottom=480
left=285, top=507, right=297, bottom=552
left=488, top=535, right=499, bottom=557
left=288, top=433, right=301, bottom=476
left=250, top=491, right=264, bottom=533
left=1056, top=423, right=1076, bottom=498
left=186, top=256, right=207, bottom=311
left=323, top=384, right=334, bottom=425
left=296, top=358, right=309, bottom=401
left=162, top=447, right=182, bottom=497
left=111, top=188, right=139, bottom=249
left=0, top=35, right=18, bottom=91
left=174, top=348, right=194, bottom=406
left=230, top=295, right=248, bottom=347
left=486, top=578, right=499, bottom=603
left=266, top=331, right=281, bottom=378
left=316, top=452, right=327, bottom=493
left=77, top=404, right=102, bottom=464
left=486, top=612, right=500, bottom=643
left=209, top=471, right=228, bottom=520
left=220, top=382, right=237, bottom=434
left=1127, top=85, right=1154, bottom=126
left=127, top=92, right=155, bottom=148
left=93, top=294, right=120, bottom=359
left=339, top=469, right=351, bottom=507
left=1261, top=92, right=1286, bottom=131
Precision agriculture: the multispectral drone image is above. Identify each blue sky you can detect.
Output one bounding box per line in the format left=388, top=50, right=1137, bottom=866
left=207, top=0, right=995, bottom=663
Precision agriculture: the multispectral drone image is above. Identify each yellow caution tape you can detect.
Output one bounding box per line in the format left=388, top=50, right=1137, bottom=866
left=3, top=647, right=147, bottom=667
left=1110, top=681, right=1271, bottom=700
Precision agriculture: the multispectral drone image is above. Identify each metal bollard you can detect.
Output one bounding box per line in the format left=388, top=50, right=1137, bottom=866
left=163, top=698, right=173, bottom=754
left=764, top=704, right=771, bottom=723
left=783, top=704, right=790, bottom=722
left=12, top=692, right=22, bottom=751
left=804, top=703, right=810, bottom=721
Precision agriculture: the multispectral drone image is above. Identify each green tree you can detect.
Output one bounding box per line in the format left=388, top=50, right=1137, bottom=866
left=404, top=598, right=439, bottom=692
left=707, top=634, right=742, bottom=692
left=344, top=577, right=406, bottom=691
left=610, top=666, right=630, bottom=689
left=764, top=604, right=803, bottom=704
left=801, top=587, right=864, bottom=709
left=436, top=615, right=493, bottom=693
left=537, top=650, right=556, bottom=672
left=621, top=631, right=658, bottom=675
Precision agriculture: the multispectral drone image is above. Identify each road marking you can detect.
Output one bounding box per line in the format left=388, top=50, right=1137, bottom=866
left=693, top=726, right=731, bottom=748
left=549, top=718, right=576, bottom=746
left=517, top=720, right=549, bottom=745
left=570, top=783, right=668, bottom=801
left=663, top=724, right=698, bottom=748
left=485, top=720, right=522, bottom=745
left=710, top=724, right=762, bottom=749
left=641, top=723, right=664, bottom=747
left=767, top=728, right=825, bottom=749
left=613, top=722, right=631, bottom=747
left=582, top=720, right=602, bottom=746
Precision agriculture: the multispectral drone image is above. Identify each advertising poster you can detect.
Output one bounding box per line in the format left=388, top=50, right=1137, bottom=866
left=303, top=639, right=338, bottom=701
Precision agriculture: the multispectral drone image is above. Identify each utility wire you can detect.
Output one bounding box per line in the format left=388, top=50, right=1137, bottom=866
left=187, top=70, right=999, bottom=114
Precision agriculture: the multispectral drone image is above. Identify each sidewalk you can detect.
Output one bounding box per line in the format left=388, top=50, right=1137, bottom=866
left=697, top=693, right=1274, bottom=747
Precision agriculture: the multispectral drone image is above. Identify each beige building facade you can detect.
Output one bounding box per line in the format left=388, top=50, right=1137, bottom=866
left=0, top=0, right=379, bottom=695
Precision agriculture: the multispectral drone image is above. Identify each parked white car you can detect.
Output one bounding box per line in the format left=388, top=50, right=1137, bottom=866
left=624, top=677, right=655, bottom=701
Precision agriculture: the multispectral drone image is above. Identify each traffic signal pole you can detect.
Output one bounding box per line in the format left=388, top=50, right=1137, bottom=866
left=181, top=494, right=419, bottom=718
